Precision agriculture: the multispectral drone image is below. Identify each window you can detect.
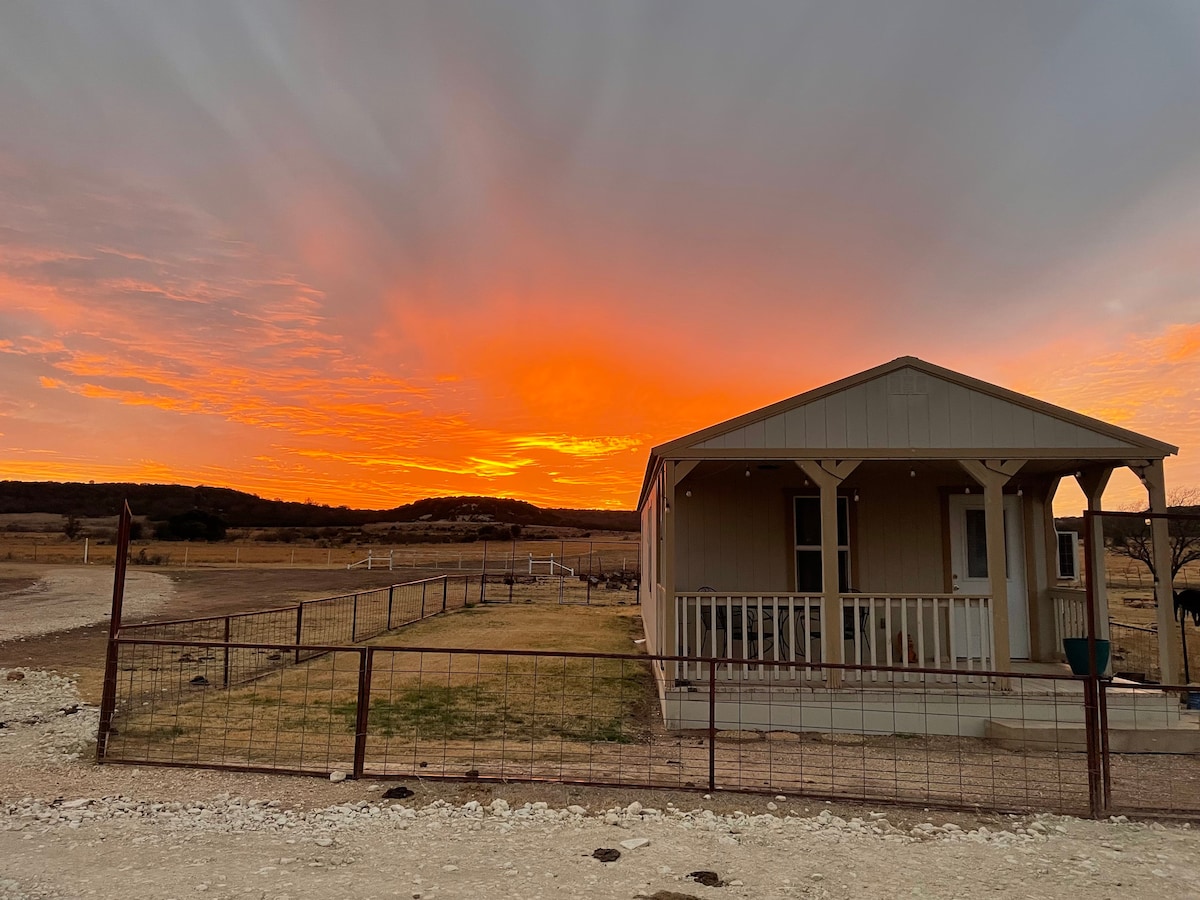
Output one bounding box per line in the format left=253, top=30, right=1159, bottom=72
left=794, top=496, right=850, bottom=592
left=1056, top=531, right=1079, bottom=580
left=962, top=507, right=1011, bottom=579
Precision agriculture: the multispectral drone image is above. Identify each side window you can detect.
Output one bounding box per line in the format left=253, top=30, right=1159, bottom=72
left=794, top=496, right=850, bottom=592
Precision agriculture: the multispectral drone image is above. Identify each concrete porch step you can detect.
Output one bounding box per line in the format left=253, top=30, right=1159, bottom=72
left=984, top=717, right=1200, bottom=754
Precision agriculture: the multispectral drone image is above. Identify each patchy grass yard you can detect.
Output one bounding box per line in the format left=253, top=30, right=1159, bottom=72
left=107, top=601, right=656, bottom=773
left=369, top=600, right=645, bottom=654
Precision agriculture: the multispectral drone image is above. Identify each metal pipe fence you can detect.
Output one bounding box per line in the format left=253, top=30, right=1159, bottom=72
left=1110, top=621, right=1162, bottom=683
left=97, top=642, right=1200, bottom=818
left=119, top=574, right=482, bottom=687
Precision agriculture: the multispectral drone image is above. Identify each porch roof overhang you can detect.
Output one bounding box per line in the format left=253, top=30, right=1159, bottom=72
left=637, top=356, right=1177, bottom=512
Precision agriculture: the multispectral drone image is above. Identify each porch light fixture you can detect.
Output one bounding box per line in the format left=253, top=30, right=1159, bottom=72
left=853, top=489, right=859, bottom=502
left=964, top=486, right=971, bottom=494
left=909, top=469, right=916, bottom=478
left=685, top=490, right=692, bottom=498
left=745, top=466, right=751, bottom=478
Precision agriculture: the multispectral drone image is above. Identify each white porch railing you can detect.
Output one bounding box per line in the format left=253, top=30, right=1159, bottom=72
left=1052, top=588, right=1088, bottom=645
left=674, top=593, right=823, bottom=683
left=839, top=594, right=994, bottom=683
left=673, top=592, right=995, bottom=684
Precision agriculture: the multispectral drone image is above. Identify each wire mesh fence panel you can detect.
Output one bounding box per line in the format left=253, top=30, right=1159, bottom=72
left=120, top=616, right=228, bottom=642
left=352, top=587, right=391, bottom=641
left=480, top=574, right=640, bottom=606
left=1101, top=681, right=1200, bottom=817
left=361, top=649, right=697, bottom=789
left=694, top=663, right=1093, bottom=814
left=1109, top=622, right=1162, bottom=683
left=104, top=641, right=364, bottom=774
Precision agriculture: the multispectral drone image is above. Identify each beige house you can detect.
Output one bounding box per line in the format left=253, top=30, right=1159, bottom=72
left=638, top=357, right=1185, bottom=738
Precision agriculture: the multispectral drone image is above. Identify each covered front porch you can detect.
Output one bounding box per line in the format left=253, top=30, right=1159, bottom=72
left=649, top=455, right=1177, bottom=687
left=638, top=358, right=1182, bottom=695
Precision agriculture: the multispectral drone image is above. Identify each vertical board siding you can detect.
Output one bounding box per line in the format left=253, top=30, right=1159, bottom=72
left=745, top=419, right=767, bottom=449
left=765, top=415, right=786, bottom=447
left=947, top=383, right=974, bottom=446
left=927, top=378, right=952, bottom=446
left=968, top=391, right=993, bottom=446
left=908, top=394, right=931, bottom=448
left=865, top=378, right=889, bottom=447
left=675, top=467, right=790, bottom=592
left=784, top=406, right=807, bottom=446
left=1011, top=406, right=1036, bottom=445
left=824, top=393, right=848, bottom=448
left=844, top=384, right=870, bottom=445
left=804, top=398, right=827, bottom=447
left=853, top=470, right=948, bottom=594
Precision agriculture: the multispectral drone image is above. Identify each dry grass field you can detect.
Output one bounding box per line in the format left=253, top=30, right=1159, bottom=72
left=0, top=514, right=639, bottom=572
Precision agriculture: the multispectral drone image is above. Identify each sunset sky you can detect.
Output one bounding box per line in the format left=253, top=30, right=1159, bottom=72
left=1, top=1, right=1198, bottom=512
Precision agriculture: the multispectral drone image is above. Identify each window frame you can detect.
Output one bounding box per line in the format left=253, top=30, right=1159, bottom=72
left=793, top=494, right=852, bottom=593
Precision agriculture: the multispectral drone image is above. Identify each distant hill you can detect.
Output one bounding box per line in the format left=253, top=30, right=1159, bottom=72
left=0, top=481, right=638, bottom=531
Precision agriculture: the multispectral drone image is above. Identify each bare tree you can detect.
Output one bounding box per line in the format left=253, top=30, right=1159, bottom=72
left=1109, top=486, right=1200, bottom=584
left=1108, top=487, right=1200, bottom=681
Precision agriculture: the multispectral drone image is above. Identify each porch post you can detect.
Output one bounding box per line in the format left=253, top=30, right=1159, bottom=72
left=1138, top=459, right=1182, bottom=684
left=662, top=460, right=698, bottom=660
left=662, top=460, right=677, bottom=658
left=959, top=460, right=1024, bottom=673
left=797, top=460, right=860, bottom=683
left=1075, top=468, right=1113, bottom=655
left=1029, top=475, right=1061, bottom=661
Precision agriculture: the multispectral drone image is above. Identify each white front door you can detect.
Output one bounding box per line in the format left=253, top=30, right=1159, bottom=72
left=948, top=494, right=1030, bottom=660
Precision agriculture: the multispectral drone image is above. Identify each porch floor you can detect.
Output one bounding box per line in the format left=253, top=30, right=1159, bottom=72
left=684, top=660, right=1167, bottom=698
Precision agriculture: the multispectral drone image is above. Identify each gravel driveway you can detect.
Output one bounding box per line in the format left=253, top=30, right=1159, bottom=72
left=3, top=666, right=1200, bottom=899
left=0, top=567, right=173, bottom=642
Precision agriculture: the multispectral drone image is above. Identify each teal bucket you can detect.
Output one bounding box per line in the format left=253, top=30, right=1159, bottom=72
left=1063, top=638, right=1110, bottom=676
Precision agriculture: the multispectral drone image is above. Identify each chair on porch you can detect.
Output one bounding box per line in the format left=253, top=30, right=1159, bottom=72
left=695, top=588, right=769, bottom=661
left=793, top=605, right=870, bottom=664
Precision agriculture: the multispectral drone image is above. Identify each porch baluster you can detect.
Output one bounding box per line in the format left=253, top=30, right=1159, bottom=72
left=916, top=597, right=926, bottom=682
left=931, top=600, right=940, bottom=681
left=950, top=600, right=960, bottom=681
left=756, top=594, right=765, bottom=681
left=867, top=597, right=878, bottom=683
left=884, top=597, right=894, bottom=670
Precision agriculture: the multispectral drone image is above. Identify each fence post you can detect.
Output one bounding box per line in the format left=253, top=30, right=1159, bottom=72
left=463, top=575, right=468, bottom=607
left=442, top=576, right=448, bottom=612
left=352, top=648, right=373, bottom=779
left=294, top=603, right=304, bottom=664
left=421, top=582, right=427, bottom=618
left=387, top=585, right=395, bottom=630
left=223, top=616, right=231, bottom=687
left=479, top=571, right=486, bottom=604
left=352, top=593, right=359, bottom=642
left=1083, top=674, right=1104, bottom=817
left=708, top=657, right=717, bottom=793
left=96, top=501, right=132, bottom=762
left=1098, top=679, right=1112, bottom=813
